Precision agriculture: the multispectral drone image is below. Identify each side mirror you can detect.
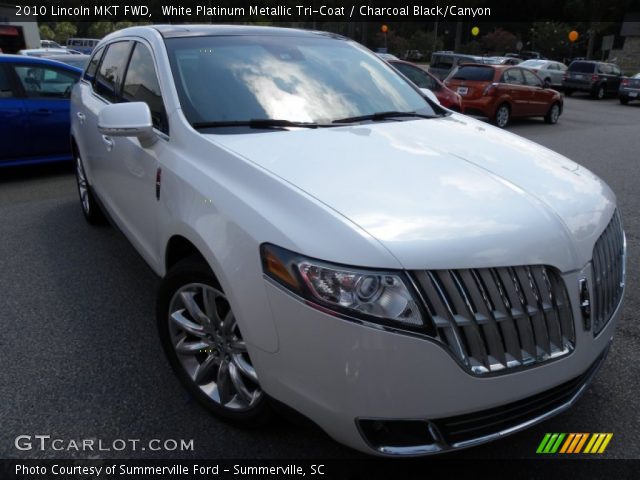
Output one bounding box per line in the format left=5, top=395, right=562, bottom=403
left=98, top=102, right=157, bottom=148
left=420, top=88, right=441, bottom=106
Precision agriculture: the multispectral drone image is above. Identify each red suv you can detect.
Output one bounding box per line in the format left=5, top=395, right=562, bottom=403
left=445, top=64, right=563, bottom=128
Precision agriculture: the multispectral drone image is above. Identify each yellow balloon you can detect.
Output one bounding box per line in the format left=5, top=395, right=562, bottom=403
left=568, top=30, right=579, bottom=42
left=471, top=26, right=480, bottom=36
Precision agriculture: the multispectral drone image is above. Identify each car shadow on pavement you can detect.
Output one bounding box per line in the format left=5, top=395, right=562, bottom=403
left=0, top=162, right=73, bottom=184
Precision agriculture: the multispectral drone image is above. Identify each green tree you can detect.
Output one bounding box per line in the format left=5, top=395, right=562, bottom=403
left=53, top=22, right=77, bottom=45
left=39, top=25, right=55, bottom=41
left=87, top=22, right=115, bottom=39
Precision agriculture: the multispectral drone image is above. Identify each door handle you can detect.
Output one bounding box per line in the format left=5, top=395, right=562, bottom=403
left=102, top=135, right=114, bottom=151
left=76, top=112, right=86, bottom=124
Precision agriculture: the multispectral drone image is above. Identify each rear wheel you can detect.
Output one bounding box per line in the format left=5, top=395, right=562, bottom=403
left=493, top=103, right=510, bottom=128
left=592, top=85, right=605, bottom=99
left=157, top=257, right=272, bottom=425
left=75, top=154, right=105, bottom=225
left=544, top=103, right=561, bottom=124
left=620, top=96, right=629, bottom=105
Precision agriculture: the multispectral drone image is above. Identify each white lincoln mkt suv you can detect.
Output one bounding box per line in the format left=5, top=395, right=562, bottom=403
left=71, top=25, right=625, bottom=456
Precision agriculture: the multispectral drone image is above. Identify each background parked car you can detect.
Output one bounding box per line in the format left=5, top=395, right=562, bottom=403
left=445, top=64, right=563, bottom=127
left=44, top=54, right=90, bottom=70
left=387, top=59, right=462, bottom=111
left=19, top=48, right=82, bottom=57
left=618, top=73, right=640, bottom=104
left=520, top=59, right=568, bottom=88
left=40, top=40, right=62, bottom=49
left=403, top=49, right=424, bottom=61
left=563, top=60, right=622, bottom=99
left=484, top=56, right=522, bottom=65
left=0, top=55, right=81, bottom=167
left=429, top=51, right=483, bottom=79
left=65, top=38, right=100, bottom=55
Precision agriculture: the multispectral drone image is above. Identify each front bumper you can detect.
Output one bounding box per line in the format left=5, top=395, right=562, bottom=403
left=251, top=269, right=620, bottom=456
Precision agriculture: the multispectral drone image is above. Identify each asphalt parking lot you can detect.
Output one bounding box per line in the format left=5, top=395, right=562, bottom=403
left=1, top=95, right=639, bottom=460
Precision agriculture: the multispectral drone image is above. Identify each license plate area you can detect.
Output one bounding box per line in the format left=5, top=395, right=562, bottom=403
left=457, top=87, right=468, bottom=95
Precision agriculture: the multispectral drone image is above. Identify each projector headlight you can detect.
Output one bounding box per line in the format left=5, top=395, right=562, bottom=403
left=260, top=243, right=428, bottom=330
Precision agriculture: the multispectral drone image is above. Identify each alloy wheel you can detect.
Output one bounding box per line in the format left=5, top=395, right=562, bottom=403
left=496, top=105, right=509, bottom=128
left=549, top=104, right=560, bottom=123
left=76, top=156, right=90, bottom=214
left=168, top=283, right=262, bottom=411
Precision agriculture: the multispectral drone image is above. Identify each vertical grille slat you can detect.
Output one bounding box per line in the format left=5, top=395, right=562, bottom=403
left=591, top=210, right=625, bottom=335
left=413, top=265, right=575, bottom=375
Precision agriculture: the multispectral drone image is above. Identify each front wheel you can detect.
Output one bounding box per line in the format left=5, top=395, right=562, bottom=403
left=620, top=96, right=629, bottom=105
left=544, top=103, right=561, bottom=124
left=564, top=89, right=573, bottom=96
left=493, top=103, right=510, bottom=128
left=75, top=154, right=105, bottom=225
left=157, top=257, right=272, bottom=425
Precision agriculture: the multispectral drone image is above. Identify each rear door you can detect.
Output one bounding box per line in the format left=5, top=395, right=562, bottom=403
left=0, top=63, right=28, bottom=163
left=10, top=62, right=79, bottom=160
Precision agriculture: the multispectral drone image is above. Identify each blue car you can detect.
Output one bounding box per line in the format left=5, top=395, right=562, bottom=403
left=0, top=55, right=82, bottom=167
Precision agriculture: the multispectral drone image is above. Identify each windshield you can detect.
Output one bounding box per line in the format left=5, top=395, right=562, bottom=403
left=165, top=35, right=435, bottom=125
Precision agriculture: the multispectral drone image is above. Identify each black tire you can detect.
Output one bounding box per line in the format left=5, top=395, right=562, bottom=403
left=492, top=103, right=510, bottom=128
left=620, top=96, right=629, bottom=105
left=74, top=153, right=106, bottom=225
left=157, top=256, right=272, bottom=426
left=564, top=89, right=573, bottom=97
left=592, top=85, right=605, bottom=100
left=544, top=102, right=561, bottom=124
left=543, top=78, right=551, bottom=88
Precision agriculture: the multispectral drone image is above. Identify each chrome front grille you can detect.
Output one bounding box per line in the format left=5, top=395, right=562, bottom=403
left=412, top=266, right=575, bottom=375
left=592, top=211, right=625, bottom=335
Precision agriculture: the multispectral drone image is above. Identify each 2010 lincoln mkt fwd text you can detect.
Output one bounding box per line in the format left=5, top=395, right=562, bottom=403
left=70, top=25, right=625, bottom=456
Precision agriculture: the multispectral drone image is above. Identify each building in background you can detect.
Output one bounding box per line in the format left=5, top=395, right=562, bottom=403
left=610, top=13, right=640, bottom=74
left=0, top=3, right=40, bottom=53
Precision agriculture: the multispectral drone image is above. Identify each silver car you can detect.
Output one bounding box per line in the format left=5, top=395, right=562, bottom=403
left=520, top=59, right=568, bottom=88
left=619, top=73, right=640, bottom=104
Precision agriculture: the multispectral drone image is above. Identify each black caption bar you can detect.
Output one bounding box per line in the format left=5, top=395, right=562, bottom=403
left=1, top=459, right=638, bottom=480
left=8, top=0, right=640, bottom=22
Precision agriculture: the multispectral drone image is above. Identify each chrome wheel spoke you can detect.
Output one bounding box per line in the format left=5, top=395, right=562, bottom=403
left=180, top=291, right=212, bottom=328
left=168, top=282, right=262, bottom=411
left=175, top=336, right=210, bottom=355
left=232, top=353, right=258, bottom=383
left=221, top=310, right=235, bottom=335
left=227, top=339, right=246, bottom=354
left=171, top=310, right=206, bottom=337
left=194, top=353, right=219, bottom=384
left=229, top=361, right=254, bottom=404
left=216, top=359, right=233, bottom=405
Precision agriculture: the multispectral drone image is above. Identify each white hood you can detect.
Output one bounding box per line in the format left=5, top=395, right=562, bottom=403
left=207, top=114, right=615, bottom=271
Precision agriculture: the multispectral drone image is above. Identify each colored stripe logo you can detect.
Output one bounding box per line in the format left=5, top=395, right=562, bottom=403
left=537, top=433, right=613, bottom=454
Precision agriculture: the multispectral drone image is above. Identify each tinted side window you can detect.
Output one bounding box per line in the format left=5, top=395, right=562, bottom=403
left=95, top=41, right=132, bottom=103
left=13, top=65, right=79, bottom=99
left=121, top=42, right=168, bottom=134
left=522, top=69, right=542, bottom=87
left=393, top=63, right=436, bottom=90
left=502, top=69, right=524, bottom=85
left=0, top=65, right=16, bottom=98
left=84, top=46, right=104, bottom=83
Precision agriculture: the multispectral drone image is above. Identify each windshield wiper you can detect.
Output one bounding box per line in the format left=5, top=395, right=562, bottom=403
left=192, top=119, right=338, bottom=130
left=332, top=111, right=436, bottom=124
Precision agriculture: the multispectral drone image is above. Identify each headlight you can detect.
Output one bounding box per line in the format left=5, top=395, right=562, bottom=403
left=260, top=244, right=430, bottom=332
